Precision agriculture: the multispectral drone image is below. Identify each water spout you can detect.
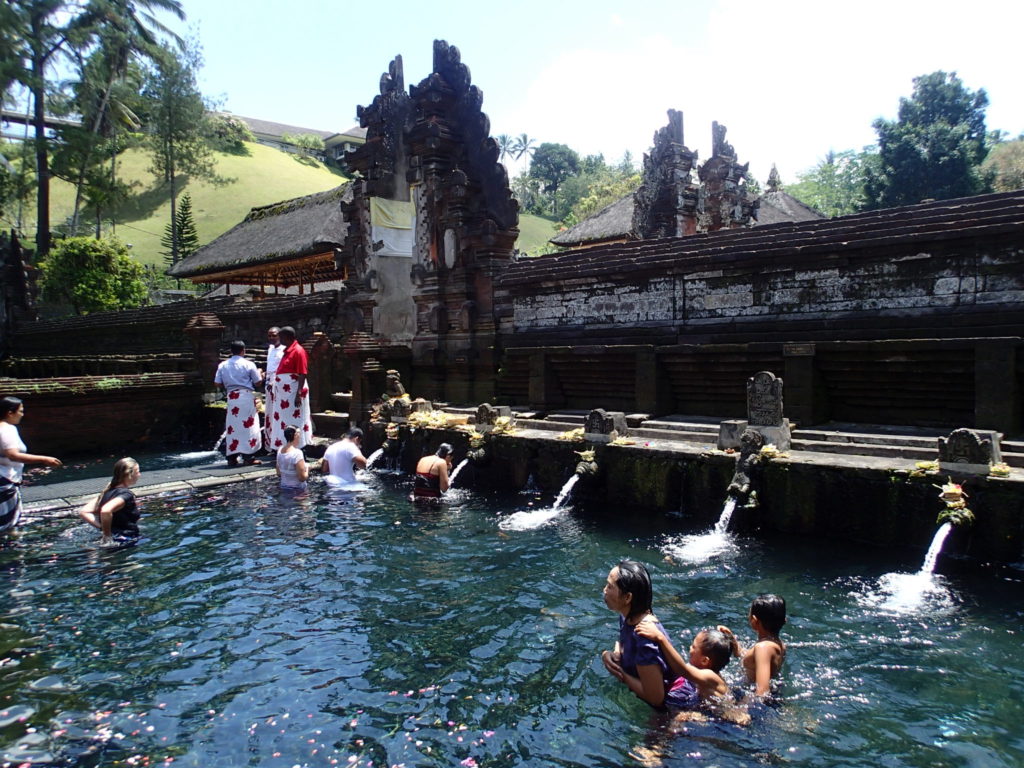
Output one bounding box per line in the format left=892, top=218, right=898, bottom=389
left=212, top=431, right=227, bottom=452
left=920, top=522, right=953, bottom=575
left=448, top=458, right=469, bottom=488
left=553, top=474, right=580, bottom=509
left=365, top=448, right=385, bottom=469
left=713, top=496, right=738, bottom=535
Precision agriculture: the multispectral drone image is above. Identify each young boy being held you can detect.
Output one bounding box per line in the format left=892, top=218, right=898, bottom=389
left=718, top=593, right=787, bottom=697
left=635, top=623, right=733, bottom=701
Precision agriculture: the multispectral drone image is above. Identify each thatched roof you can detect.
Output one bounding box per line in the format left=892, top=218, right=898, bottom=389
left=550, top=195, right=634, bottom=247
left=168, top=185, right=351, bottom=279
left=756, top=189, right=825, bottom=225
left=549, top=188, right=824, bottom=247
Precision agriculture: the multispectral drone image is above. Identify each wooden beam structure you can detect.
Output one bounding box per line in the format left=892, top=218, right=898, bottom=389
left=184, top=251, right=347, bottom=292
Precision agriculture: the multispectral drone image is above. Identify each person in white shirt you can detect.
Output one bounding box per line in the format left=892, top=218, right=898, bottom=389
left=0, top=396, right=62, bottom=531
left=214, top=341, right=263, bottom=467
left=264, top=327, right=284, bottom=448
left=322, top=428, right=367, bottom=486
left=276, top=425, right=309, bottom=491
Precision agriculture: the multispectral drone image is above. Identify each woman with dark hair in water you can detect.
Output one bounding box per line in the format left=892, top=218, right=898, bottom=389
left=600, top=559, right=699, bottom=711
left=412, top=443, right=453, bottom=499
left=0, top=396, right=62, bottom=532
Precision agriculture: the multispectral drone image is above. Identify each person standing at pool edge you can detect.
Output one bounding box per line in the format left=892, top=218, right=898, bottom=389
left=268, top=327, right=313, bottom=451
left=214, top=341, right=263, bottom=467
left=264, top=326, right=284, bottom=448
left=78, top=457, right=142, bottom=543
left=0, top=396, right=62, bottom=532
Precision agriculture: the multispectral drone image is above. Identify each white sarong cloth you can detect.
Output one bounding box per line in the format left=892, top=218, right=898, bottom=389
left=267, top=374, right=313, bottom=450
left=224, top=387, right=261, bottom=457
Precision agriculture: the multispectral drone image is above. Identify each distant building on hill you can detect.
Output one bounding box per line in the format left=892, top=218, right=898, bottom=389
left=219, top=113, right=367, bottom=168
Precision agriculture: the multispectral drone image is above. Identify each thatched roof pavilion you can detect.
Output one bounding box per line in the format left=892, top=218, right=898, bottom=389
left=167, top=185, right=350, bottom=293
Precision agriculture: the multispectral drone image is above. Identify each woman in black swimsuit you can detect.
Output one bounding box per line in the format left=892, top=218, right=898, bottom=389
left=79, top=457, right=142, bottom=543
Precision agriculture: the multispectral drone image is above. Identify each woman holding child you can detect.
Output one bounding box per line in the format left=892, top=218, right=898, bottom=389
left=600, top=560, right=700, bottom=710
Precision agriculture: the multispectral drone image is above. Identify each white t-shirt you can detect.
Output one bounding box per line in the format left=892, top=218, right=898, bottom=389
left=0, top=422, right=27, bottom=483
left=323, top=439, right=361, bottom=484
left=266, top=344, right=284, bottom=379
left=215, top=355, right=261, bottom=390
left=277, top=446, right=306, bottom=489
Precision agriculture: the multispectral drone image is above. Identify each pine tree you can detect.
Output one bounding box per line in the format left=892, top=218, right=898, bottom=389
left=161, top=192, right=199, bottom=270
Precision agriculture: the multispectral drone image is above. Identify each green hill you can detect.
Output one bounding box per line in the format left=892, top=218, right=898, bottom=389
left=32, top=141, right=557, bottom=267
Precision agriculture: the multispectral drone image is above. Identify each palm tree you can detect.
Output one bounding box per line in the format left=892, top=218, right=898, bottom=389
left=69, top=0, right=185, bottom=232
left=496, top=134, right=514, bottom=161
left=513, top=133, right=536, bottom=161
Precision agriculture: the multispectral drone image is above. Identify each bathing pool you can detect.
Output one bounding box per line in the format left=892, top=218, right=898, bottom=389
left=1, top=473, right=1021, bottom=767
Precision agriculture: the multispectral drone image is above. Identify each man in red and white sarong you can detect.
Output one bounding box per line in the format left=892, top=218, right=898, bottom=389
left=214, top=340, right=264, bottom=467
left=268, top=326, right=314, bottom=450
left=263, top=326, right=284, bottom=450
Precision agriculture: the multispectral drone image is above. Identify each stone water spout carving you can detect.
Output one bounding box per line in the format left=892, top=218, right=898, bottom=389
left=935, top=478, right=975, bottom=528
left=726, top=429, right=765, bottom=508
left=574, top=449, right=599, bottom=478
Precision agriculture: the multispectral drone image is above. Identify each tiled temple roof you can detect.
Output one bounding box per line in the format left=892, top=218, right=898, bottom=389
left=503, top=189, right=1024, bottom=290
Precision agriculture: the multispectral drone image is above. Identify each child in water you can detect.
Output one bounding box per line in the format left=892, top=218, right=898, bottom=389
left=634, top=622, right=734, bottom=702
left=718, top=593, right=787, bottom=697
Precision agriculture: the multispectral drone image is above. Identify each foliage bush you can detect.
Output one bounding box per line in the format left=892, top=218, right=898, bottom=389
left=203, top=114, right=255, bottom=155
left=39, top=236, right=148, bottom=315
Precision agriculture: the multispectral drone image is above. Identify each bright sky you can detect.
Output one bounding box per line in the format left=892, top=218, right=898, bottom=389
left=173, top=0, right=1024, bottom=184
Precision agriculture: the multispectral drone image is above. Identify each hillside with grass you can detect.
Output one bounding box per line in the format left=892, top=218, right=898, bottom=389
left=30, top=141, right=558, bottom=268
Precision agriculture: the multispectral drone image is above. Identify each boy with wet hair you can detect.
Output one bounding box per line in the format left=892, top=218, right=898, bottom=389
left=718, top=593, right=787, bottom=697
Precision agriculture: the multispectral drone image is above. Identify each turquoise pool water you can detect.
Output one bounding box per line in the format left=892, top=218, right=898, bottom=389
left=1, top=474, right=1021, bottom=767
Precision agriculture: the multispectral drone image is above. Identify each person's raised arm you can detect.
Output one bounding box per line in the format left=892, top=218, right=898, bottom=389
left=717, top=625, right=744, bottom=657
left=3, top=447, right=61, bottom=468
left=637, top=620, right=722, bottom=698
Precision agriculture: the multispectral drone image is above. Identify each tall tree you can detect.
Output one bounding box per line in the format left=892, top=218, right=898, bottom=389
left=142, top=38, right=217, bottom=269
left=512, top=133, right=536, bottom=161
left=863, top=71, right=990, bottom=209
left=6, top=1, right=77, bottom=258
left=496, top=134, right=514, bottom=162
left=65, top=0, right=185, bottom=233
left=529, top=142, right=579, bottom=217
left=160, top=190, right=197, bottom=269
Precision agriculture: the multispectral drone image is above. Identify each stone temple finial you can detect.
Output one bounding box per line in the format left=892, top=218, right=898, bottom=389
left=767, top=164, right=781, bottom=193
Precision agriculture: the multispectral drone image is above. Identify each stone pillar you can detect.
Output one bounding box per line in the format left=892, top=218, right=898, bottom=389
left=183, top=313, right=225, bottom=396
left=635, top=347, right=672, bottom=415
left=784, top=342, right=826, bottom=427
left=528, top=350, right=563, bottom=411
left=975, top=341, right=1019, bottom=432
left=307, top=333, right=334, bottom=413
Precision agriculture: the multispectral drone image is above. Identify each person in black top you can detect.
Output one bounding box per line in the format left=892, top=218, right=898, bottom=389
left=79, top=457, right=142, bottom=543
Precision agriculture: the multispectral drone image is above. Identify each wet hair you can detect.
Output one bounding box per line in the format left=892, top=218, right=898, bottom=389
left=436, top=443, right=453, bottom=458
left=283, top=426, right=299, bottom=444
left=101, top=457, right=139, bottom=496
left=696, top=628, right=733, bottom=672
left=345, top=427, right=363, bottom=440
left=230, top=340, right=245, bottom=355
left=279, top=326, right=296, bottom=343
left=0, top=396, right=23, bottom=418
left=613, top=560, right=653, bottom=619
left=750, top=594, right=787, bottom=634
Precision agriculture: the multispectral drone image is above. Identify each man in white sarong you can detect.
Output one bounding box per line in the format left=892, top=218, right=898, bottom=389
left=264, top=326, right=284, bottom=450
left=214, top=340, right=264, bottom=467
left=267, top=326, right=314, bottom=450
